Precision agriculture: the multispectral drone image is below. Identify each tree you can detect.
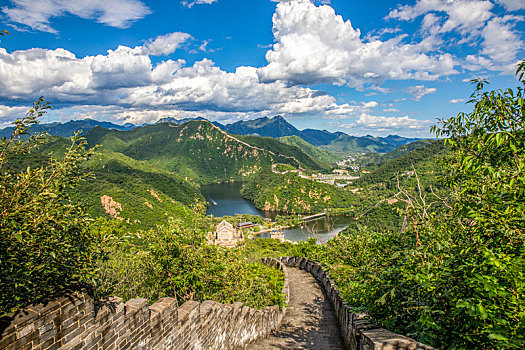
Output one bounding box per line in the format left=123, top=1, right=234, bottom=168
left=370, top=62, right=525, bottom=349
left=0, top=98, right=101, bottom=315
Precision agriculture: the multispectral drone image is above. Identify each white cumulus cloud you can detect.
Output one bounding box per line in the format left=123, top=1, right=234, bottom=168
left=0, top=104, right=32, bottom=128
left=387, top=0, right=494, bottom=36
left=387, top=0, right=525, bottom=71
left=0, top=39, right=378, bottom=126
left=2, top=0, right=150, bottom=33
left=257, top=0, right=456, bottom=88
left=338, top=114, right=434, bottom=136
left=497, top=0, right=525, bottom=11
left=407, top=85, right=437, bottom=101
left=481, top=15, right=524, bottom=65
left=140, top=32, right=191, bottom=56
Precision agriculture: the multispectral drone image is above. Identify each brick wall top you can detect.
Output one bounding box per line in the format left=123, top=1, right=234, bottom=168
left=0, top=258, right=288, bottom=350
left=279, top=256, right=435, bottom=350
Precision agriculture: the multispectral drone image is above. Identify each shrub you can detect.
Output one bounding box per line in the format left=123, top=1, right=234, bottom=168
left=0, top=99, right=101, bottom=315
left=372, top=63, right=525, bottom=348
left=302, top=62, right=525, bottom=349
left=97, top=218, right=286, bottom=309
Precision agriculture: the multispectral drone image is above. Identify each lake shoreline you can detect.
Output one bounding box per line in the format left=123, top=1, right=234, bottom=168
left=201, top=182, right=353, bottom=242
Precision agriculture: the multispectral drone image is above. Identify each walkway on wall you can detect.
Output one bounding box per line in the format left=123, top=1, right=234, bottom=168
left=242, top=266, right=345, bottom=350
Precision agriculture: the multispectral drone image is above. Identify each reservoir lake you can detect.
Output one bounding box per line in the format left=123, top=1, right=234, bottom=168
left=201, top=182, right=352, bottom=242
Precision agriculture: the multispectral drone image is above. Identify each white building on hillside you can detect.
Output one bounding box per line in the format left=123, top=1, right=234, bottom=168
left=211, top=220, right=244, bottom=247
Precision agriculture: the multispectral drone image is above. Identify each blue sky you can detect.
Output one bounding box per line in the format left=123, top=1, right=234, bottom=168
left=0, top=0, right=524, bottom=137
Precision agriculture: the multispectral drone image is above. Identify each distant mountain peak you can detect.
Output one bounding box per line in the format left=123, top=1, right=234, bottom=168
left=157, top=116, right=207, bottom=124
left=0, top=118, right=135, bottom=139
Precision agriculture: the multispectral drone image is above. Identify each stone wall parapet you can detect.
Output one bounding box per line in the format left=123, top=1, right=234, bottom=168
left=279, top=256, right=435, bottom=350
left=0, top=258, right=288, bottom=350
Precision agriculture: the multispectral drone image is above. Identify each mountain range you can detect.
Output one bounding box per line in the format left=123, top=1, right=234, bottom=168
left=85, top=120, right=328, bottom=184
left=13, top=116, right=439, bottom=229
left=1, top=115, right=423, bottom=154
left=0, top=118, right=134, bottom=139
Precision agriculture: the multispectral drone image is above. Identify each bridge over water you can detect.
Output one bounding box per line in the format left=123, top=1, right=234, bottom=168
left=299, top=212, right=326, bottom=222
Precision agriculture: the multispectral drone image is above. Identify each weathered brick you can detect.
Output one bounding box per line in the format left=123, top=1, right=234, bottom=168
left=0, top=258, right=296, bottom=350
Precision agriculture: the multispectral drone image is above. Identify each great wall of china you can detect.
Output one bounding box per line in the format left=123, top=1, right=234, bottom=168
left=0, top=258, right=433, bottom=350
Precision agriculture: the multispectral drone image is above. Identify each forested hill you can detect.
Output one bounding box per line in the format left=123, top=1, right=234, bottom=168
left=235, top=135, right=331, bottom=171
left=12, top=135, right=202, bottom=229
left=359, top=139, right=436, bottom=168
left=241, top=168, right=356, bottom=214
left=322, top=133, right=422, bottom=154
left=356, top=139, right=448, bottom=186
left=278, top=135, right=340, bottom=165
left=0, top=118, right=134, bottom=138
left=85, top=120, right=326, bottom=184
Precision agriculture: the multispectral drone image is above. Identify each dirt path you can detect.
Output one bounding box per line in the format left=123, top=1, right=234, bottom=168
left=242, top=267, right=345, bottom=350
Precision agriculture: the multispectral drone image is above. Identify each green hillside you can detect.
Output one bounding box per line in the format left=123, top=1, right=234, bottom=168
left=359, top=139, right=435, bottom=168
left=14, top=136, right=202, bottom=229
left=342, top=140, right=449, bottom=232
left=356, top=140, right=447, bottom=187
left=241, top=169, right=356, bottom=214
left=236, top=135, right=330, bottom=171
left=279, top=135, right=340, bottom=166
left=86, top=120, right=321, bottom=184
left=72, top=149, right=202, bottom=229
left=321, top=134, right=422, bottom=154
left=321, top=134, right=388, bottom=153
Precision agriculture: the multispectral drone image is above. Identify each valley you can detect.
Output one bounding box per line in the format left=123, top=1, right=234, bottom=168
left=6, top=115, right=445, bottom=237
left=2, top=2, right=524, bottom=348
left=4, top=80, right=523, bottom=349
left=15, top=116, right=434, bottom=234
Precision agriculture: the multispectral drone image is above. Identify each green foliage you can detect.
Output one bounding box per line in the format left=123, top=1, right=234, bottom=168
left=300, top=228, right=409, bottom=312
left=402, top=66, right=525, bottom=348
left=97, top=218, right=286, bottom=309
left=274, top=214, right=301, bottom=227
left=273, top=163, right=296, bottom=172
left=279, top=135, right=340, bottom=165
left=305, top=64, right=525, bottom=349
left=0, top=98, right=101, bottom=315
left=241, top=238, right=308, bottom=261
left=242, top=169, right=356, bottom=214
